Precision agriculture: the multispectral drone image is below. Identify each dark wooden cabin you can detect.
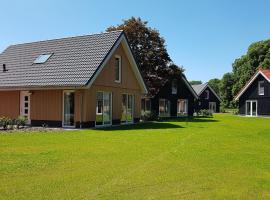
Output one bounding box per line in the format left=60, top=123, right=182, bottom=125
left=192, top=83, right=221, bottom=113
left=141, top=75, right=198, bottom=117
left=234, top=69, right=270, bottom=116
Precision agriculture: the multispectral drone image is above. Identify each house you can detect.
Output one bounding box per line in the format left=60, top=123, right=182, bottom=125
left=234, top=69, right=270, bottom=116
left=192, top=83, right=221, bottom=113
left=0, top=31, right=148, bottom=128
left=141, top=75, right=198, bottom=117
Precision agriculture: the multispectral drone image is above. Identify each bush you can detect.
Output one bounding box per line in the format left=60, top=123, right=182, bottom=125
left=141, top=111, right=158, bottom=121
left=197, top=109, right=213, bottom=117
left=0, top=117, right=12, bottom=130
left=233, top=109, right=239, bottom=115
left=16, top=116, right=27, bottom=129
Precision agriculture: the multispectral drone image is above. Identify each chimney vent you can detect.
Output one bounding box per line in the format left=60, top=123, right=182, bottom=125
left=3, top=64, right=8, bottom=72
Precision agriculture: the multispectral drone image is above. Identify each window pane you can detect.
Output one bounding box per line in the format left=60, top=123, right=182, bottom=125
left=121, top=94, right=127, bottom=123
left=246, top=102, right=251, bottom=115
left=172, top=80, right=177, bottom=94
left=96, top=92, right=103, bottom=125
left=64, top=92, right=75, bottom=126
left=145, top=99, right=151, bottom=111
left=252, top=102, right=257, bottom=116
left=115, top=57, right=120, bottom=81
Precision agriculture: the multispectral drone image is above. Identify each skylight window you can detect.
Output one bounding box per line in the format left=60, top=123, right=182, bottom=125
left=34, top=54, right=53, bottom=64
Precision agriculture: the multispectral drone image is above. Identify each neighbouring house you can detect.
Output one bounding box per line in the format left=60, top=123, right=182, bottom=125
left=0, top=30, right=148, bottom=128
left=141, top=75, right=198, bottom=117
left=192, top=83, right=221, bottom=113
left=234, top=69, right=270, bottom=116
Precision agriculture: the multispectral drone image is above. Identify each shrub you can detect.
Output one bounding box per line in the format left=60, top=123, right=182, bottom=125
left=0, top=117, right=12, bottom=130
left=233, top=109, right=239, bottom=115
left=197, top=109, right=213, bottom=117
left=141, top=111, right=158, bottom=121
left=16, top=116, right=27, bottom=129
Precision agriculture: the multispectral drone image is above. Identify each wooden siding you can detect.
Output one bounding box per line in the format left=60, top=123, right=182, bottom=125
left=30, top=90, right=62, bottom=121
left=82, top=43, right=142, bottom=122
left=149, top=78, right=196, bottom=117
left=239, top=74, right=270, bottom=115
left=0, top=91, right=20, bottom=118
left=195, top=86, right=220, bottom=113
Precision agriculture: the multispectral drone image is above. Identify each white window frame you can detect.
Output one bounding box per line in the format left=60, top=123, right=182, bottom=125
left=172, top=79, right=177, bottom=94
left=258, top=81, right=264, bottom=96
left=177, top=99, right=188, bottom=116
left=114, top=55, right=121, bottom=83
left=62, top=90, right=75, bottom=128
left=95, top=91, right=112, bottom=127
left=246, top=100, right=257, bottom=117
left=205, top=90, right=209, bottom=99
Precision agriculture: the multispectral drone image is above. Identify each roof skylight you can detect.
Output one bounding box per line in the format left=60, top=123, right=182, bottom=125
left=34, top=54, right=53, bottom=64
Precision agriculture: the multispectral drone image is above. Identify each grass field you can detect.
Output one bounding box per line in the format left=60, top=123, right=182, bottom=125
left=0, top=114, right=270, bottom=199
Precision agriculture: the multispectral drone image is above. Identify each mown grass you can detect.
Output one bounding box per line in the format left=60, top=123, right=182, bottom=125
left=0, top=114, right=269, bottom=199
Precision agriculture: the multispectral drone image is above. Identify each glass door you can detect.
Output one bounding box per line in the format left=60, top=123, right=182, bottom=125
left=121, top=94, right=134, bottom=123
left=63, top=91, right=75, bottom=127
left=246, top=100, right=257, bottom=116
left=103, top=92, right=112, bottom=125
left=209, top=102, right=216, bottom=113
left=96, top=92, right=112, bottom=126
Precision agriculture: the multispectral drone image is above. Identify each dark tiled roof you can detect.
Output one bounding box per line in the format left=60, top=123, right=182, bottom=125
left=191, top=83, right=208, bottom=95
left=0, top=30, right=123, bottom=88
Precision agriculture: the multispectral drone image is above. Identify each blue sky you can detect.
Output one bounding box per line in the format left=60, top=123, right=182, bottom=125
left=1, top=0, right=270, bottom=82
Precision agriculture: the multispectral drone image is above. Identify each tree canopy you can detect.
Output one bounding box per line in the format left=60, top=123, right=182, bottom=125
left=107, top=17, right=184, bottom=95
left=232, top=39, right=270, bottom=96
left=189, top=80, right=202, bottom=85
left=208, top=78, right=221, bottom=96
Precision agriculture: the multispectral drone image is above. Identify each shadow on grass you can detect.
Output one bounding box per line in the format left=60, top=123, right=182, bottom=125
left=96, top=122, right=184, bottom=131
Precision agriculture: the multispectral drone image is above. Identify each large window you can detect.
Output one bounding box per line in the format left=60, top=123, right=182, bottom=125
left=121, top=94, right=134, bottom=123
left=63, top=91, right=75, bottom=127
left=115, top=55, right=121, bottom=83
left=258, top=81, right=264, bottom=95
left=96, top=92, right=112, bottom=126
left=177, top=99, right=188, bottom=116
left=141, top=98, right=151, bottom=112
left=205, top=90, right=209, bottom=99
left=172, top=79, right=177, bottom=94
left=159, top=99, right=170, bottom=117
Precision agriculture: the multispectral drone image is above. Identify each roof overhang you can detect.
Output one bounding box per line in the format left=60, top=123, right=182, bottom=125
left=85, top=33, right=148, bottom=94
left=182, top=76, right=199, bottom=99
left=234, top=70, right=270, bottom=100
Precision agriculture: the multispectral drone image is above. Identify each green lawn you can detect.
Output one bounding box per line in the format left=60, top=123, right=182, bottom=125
left=0, top=114, right=270, bottom=200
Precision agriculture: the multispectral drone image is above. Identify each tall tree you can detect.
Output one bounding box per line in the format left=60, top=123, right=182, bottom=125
left=232, top=39, right=270, bottom=96
left=220, top=73, right=234, bottom=108
left=189, top=80, right=202, bottom=85
left=208, top=78, right=221, bottom=96
left=107, top=17, right=183, bottom=95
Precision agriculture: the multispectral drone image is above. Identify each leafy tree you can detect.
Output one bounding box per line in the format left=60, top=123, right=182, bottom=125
left=220, top=73, right=234, bottom=108
left=107, top=17, right=183, bottom=95
left=189, top=80, right=202, bottom=85
left=232, top=39, right=270, bottom=96
left=208, top=78, right=221, bottom=96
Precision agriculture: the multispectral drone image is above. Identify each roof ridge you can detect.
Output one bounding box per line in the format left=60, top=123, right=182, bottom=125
left=8, top=30, right=124, bottom=48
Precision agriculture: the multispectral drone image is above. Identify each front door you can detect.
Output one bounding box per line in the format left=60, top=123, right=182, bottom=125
left=246, top=100, right=257, bottom=116
left=20, top=91, right=31, bottom=124
left=63, top=91, right=75, bottom=127
left=209, top=102, right=216, bottom=113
